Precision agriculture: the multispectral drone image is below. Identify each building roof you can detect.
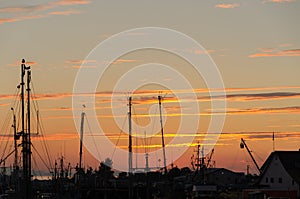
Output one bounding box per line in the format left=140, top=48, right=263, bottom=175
left=260, top=151, right=300, bottom=183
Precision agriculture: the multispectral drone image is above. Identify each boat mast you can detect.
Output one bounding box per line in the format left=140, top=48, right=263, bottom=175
left=79, top=106, right=85, bottom=170
left=196, top=142, right=200, bottom=171
left=158, top=95, right=167, bottom=173
left=128, top=97, right=133, bottom=174
left=21, top=59, right=31, bottom=199
left=128, top=97, right=133, bottom=199
left=27, top=69, right=32, bottom=197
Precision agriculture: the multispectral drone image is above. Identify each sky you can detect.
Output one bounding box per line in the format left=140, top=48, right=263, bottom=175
left=0, top=0, right=300, bottom=175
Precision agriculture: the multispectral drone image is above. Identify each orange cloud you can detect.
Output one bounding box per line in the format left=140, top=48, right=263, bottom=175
left=32, top=93, right=73, bottom=101
left=66, top=59, right=97, bottom=64
left=0, top=15, right=48, bottom=25
left=32, top=133, right=78, bottom=141
left=51, top=0, right=91, bottom=6
left=0, top=4, right=54, bottom=13
left=223, top=106, right=300, bottom=115
left=8, top=60, right=38, bottom=67
left=263, top=0, right=295, bottom=3
left=112, top=59, right=138, bottom=65
left=194, top=49, right=216, bottom=55
left=0, top=18, right=19, bottom=24
left=65, top=59, right=137, bottom=69
left=0, top=1, right=90, bottom=25
left=215, top=3, right=240, bottom=8
left=49, top=10, right=81, bottom=16
left=248, top=48, right=300, bottom=58
left=248, top=49, right=300, bottom=58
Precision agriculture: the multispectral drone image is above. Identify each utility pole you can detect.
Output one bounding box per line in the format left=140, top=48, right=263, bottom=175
left=158, top=96, right=167, bottom=173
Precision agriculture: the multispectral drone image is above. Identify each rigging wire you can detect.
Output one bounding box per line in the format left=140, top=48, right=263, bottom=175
left=30, top=79, right=53, bottom=171
left=31, top=144, right=52, bottom=173
left=85, top=114, right=102, bottom=162
left=0, top=87, right=19, bottom=161
left=111, top=113, right=127, bottom=159
left=151, top=102, right=159, bottom=168
left=32, top=154, right=43, bottom=180
left=132, top=105, right=141, bottom=168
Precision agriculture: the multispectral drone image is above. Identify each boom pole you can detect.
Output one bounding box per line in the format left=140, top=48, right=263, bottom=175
left=240, top=138, right=261, bottom=174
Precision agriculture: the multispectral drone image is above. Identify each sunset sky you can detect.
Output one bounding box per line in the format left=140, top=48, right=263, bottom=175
left=0, top=0, right=300, bottom=175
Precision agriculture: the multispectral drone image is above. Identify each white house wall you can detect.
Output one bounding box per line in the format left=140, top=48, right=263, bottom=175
left=260, top=154, right=299, bottom=191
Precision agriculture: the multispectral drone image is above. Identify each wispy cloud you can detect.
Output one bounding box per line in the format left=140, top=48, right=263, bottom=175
left=249, top=48, right=300, bottom=58
left=112, top=59, right=137, bottom=65
left=65, top=59, right=138, bottom=69
left=49, top=10, right=81, bottom=16
left=8, top=60, right=38, bottom=67
left=0, top=18, right=19, bottom=24
left=51, top=0, right=91, bottom=6
left=0, top=4, right=53, bottom=13
left=221, top=92, right=300, bottom=101
left=224, top=106, right=300, bottom=115
left=193, top=49, right=216, bottom=55
left=65, top=59, right=96, bottom=69
left=215, top=3, right=240, bottom=9
left=263, top=0, right=295, bottom=3
left=32, top=133, right=78, bottom=141
left=1, top=87, right=300, bottom=104
left=0, top=0, right=90, bottom=25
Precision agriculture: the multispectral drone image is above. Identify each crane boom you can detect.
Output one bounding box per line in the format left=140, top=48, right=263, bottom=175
left=240, top=138, right=262, bottom=174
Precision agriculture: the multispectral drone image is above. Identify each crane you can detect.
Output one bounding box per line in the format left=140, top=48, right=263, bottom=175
left=240, top=138, right=262, bottom=175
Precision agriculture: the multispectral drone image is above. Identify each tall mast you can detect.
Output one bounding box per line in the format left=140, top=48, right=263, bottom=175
left=21, top=59, right=26, bottom=184
left=128, top=97, right=133, bottom=199
left=196, top=142, right=200, bottom=171
left=158, top=96, right=167, bottom=173
left=21, top=59, right=31, bottom=199
left=79, top=106, right=85, bottom=170
left=26, top=69, right=32, bottom=198
left=128, top=97, right=133, bottom=174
